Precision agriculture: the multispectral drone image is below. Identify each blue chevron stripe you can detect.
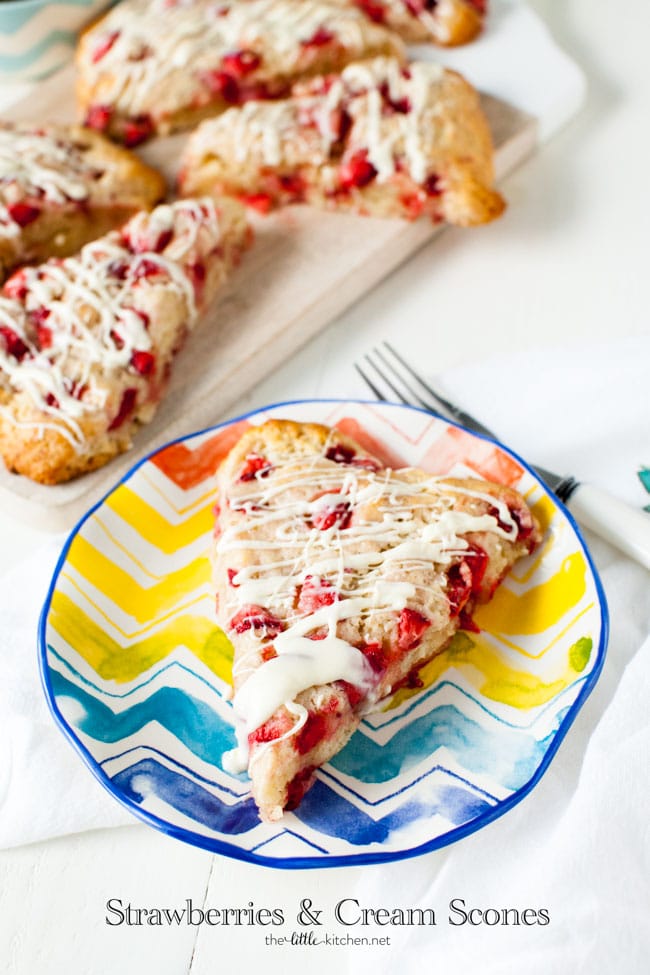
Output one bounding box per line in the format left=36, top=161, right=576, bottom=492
left=101, top=745, right=249, bottom=799
left=0, top=30, right=77, bottom=70
left=292, top=779, right=495, bottom=847
left=50, top=669, right=237, bottom=769
left=319, top=763, right=499, bottom=808
left=331, top=704, right=565, bottom=793
left=111, top=759, right=261, bottom=835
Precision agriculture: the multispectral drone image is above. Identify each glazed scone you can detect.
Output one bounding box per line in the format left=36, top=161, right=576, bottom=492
left=214, top=419, right=541, bottom=822
left=0, top=123, right=165, bottom=284
left=0, top=198, right=251, bottom=485
left=76, top=0, right=404, bottom=145
left=331, top=0, right=486, bottom=45
left=179, top=58, right=504, bottom=226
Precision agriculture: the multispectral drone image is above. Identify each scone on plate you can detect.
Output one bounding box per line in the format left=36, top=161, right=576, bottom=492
left=0, top=198, right=251, bottom=485
left=0, top=123, right=165, bottom=284
left=336, top=0, right=486, bottom=46
left=213, top=419, right=541, bottom=822
left=76, top=0, right=404, bottom=145
left=179, top=58, right=505, bottom=226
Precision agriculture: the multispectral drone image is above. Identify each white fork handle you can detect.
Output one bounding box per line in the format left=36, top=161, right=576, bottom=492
left=566, top=483, right=650, bottom=570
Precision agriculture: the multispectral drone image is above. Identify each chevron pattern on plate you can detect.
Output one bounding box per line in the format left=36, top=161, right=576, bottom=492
left=0, top=1, right=107, bottom=82
left=41, top=400, right=607, bottom=867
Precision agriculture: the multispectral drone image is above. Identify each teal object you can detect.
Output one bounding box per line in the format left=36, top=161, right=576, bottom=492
left=0, top=0, right=110, bottom=83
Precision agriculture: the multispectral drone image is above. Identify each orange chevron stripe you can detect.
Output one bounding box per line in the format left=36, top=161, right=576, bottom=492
left=421, top=426, right=524, bottom=486
left=335, top=417, right=407, bottom=468
left=151, top=419, right=251, bottom=489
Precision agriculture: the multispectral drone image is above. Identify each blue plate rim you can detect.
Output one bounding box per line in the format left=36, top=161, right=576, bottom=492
left=38, top=397, right=610, bottom=870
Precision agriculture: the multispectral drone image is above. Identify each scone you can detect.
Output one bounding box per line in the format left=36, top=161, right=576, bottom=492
left=76, top=0, right=404, bottom=145
left=179, top=58, right=505, bottom=226
left=213, top=419, right=541, bottom=822
left=0, top=123, right=165, bottom=284
left=0, top=199, right=251, bottom=485
left=336, top=0, right=486, bottom=45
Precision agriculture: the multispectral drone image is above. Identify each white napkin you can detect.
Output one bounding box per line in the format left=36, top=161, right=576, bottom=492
left=0, top=337, right=647, bottom=858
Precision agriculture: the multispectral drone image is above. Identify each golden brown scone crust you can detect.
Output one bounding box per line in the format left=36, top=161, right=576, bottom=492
left=76, top=0, right=404, bottom=143
left=0, top=123, right=165, bottom=283
left=180, top=59, right=504, bottom=227
left=214, top=419, right=540, bottom=821
left=0, top=199, right=250, bottom=485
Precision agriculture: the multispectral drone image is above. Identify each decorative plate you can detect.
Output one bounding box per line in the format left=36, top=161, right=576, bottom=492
left=39, top=400, right=608, bottom=868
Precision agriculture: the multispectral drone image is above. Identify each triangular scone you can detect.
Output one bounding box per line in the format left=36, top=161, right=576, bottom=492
left=334, top=0, right=485, bottom=46
left=76, top=0, right=403, bottom=145
left=0, top=198, right=250, bottom=484
left=179, top=58, right=504, bottom=226
left=0, top=123, right=165, bottom=284
left=214, top=419, right=541, bottom=822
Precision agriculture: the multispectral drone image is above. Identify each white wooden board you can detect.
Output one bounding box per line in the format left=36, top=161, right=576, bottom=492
left=0, top=65, right=536, bottom=529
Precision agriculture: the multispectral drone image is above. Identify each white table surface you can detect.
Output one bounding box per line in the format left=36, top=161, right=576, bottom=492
left=1, top=1, right=649, bottom=972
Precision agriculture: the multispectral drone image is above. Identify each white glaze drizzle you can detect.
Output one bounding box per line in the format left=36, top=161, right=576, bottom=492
left=0, top=126, right=96, bottom=244
left=190, top=57, right=446, bottom=187
left=0, top=198, right=222, bottom=448
left=219, top=446, right=519, bottom=767
left=81, top=0, right=392, bottom=117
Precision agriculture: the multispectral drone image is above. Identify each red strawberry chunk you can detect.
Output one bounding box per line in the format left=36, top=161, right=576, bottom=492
left=3, top=270, right=29, bottom=301
left=277, top=173, right=306, bottom=199
left=339, top=680, right=364, bottom=709
left=298, top=576, right=337, bottom=614
left=8, top=202, right=40, bottom=228
left=362, top=641, right=386, bottom=674
left=459, top=610, right=481, bottom=633
left=202, top=70, right=240, bottom=103
left=0, top=326, right=29, bottom=361
left=260, top=645, right=277, bottom=662
left=240, top=192, right=273, bottom=214
left=134, top=257, right=164, bottom=280
left=284, top=765, right=316, bottom=810
left=424, top=174, right=442, bottom=196
left=108, top=387, right=138, bottom=430
left=295, top=712, right=328, bottom=755
left=227, top=568, right=240, bottom=587
left=302, top=27, right=335, bottom=47
left=510, top=504, right=535, bottom=543
left=249, top=710, right=293, bottom=745
left=326, top=444, right=356, bottom=464
left=312, top=501, right=352, bottom=531
left=85, top=105, right=112, bottom=132
left=130, top=350, right=156, bottom=376
left=221, top=49, right=261, bottom=78
left=397, top=608, right=431, bottom=652
left=229, top=604, right=284, bottom=636
left=44, top=392, right=59, bottom=409
left=446, top=561, right=473, bottom=617
left=464, top=543, right=489, bottom=595
left=355, top=0, right=386, bottom=22
left=123, top=115, right=154, bottom=147
left=239, top=453, right=273, bottom=481
left=92, top=30, right=120, bottom=63
left=339, top=150, right=377, bottom=190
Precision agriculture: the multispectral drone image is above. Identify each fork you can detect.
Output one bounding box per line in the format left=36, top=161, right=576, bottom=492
left=356, top=343, right=650, bottom=570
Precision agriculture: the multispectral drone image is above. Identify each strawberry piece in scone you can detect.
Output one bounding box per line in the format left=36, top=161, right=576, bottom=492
left=76, top=0, right=403, bottom=144
left=213, top=419, right=541, bottom=822
left=0, top=198, right=251, bottom=484
left=0, top=123, right=165, bottom=284
left=179, top=58, right=505, bottom=226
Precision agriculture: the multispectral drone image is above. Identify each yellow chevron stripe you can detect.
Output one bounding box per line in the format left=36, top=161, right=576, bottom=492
left=61, top=572, right=210, bottom=640
left=66, top=536, right=211, bottom=623
left=475, top=552, right=586, bottom=636
left=141, top=468, right=218, bottom=516
left=489, top=602, right=594, bottom=658
left=388, top=626, right=590, bottom=712
left=105, top=485, right=214, bottom=553
left=49, top=591, right=233, bottom=684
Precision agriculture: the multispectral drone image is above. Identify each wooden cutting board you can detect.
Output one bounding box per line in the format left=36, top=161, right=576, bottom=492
left=0, top=65, right=536, bottom=529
